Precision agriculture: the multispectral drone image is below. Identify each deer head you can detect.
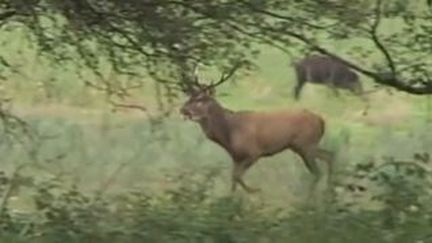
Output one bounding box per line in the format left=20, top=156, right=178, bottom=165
left=340, top=71, right=364, bottom=95
left=180, top=62, right=242, bottom=122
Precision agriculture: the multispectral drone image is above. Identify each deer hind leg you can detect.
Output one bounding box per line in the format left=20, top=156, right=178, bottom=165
left=297, top=148, right=322, bottom=194
left=316, top=148, right=334, bottom=175
left=293, top=67, right=307, bottom=100
left=332, top=86, right=341, bottom=97
left=327, top=69, right=341, bottom=97
left=328, top=81, right=341, bottom=97
left=294, top=79, right=306, bottom=100
left=231, top=159, right=260, bottom=193
left=316, top=148, right=335, bottom=185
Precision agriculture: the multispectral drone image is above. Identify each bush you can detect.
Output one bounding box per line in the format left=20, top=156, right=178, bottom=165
left=0, top=153, right=431, bottom=243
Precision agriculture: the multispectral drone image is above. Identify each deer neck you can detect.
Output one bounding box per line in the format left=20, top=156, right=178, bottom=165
left=198, top=103, right=234, bottom=150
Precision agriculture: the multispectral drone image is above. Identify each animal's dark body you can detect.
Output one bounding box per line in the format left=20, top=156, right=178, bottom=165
left=293, top=55, right=363, bottom=99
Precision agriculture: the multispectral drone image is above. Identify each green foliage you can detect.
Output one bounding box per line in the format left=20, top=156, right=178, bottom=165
left=2, top=0, right=432, bottom=98
left=1, top=152, right=432, bottom=243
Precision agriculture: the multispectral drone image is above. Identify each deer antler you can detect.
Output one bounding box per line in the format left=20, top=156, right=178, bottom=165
left=178, top=62, right=202, bottom=95
left=207, top=61, right=244, bottom=90
left=192, top=62, right=200, bottom=84
left=189, top=62, right=209, bottom=93
left=180, top=61, right=244, bottom=95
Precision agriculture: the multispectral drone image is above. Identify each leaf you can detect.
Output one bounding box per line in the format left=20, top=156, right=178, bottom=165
left=0, top=57, right=10, bottom=68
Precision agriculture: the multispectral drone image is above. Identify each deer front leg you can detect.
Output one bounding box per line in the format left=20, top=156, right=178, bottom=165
left=293, top=79, right=306, bottom=100
left=329, top=82, right=340, bottom=97
left=360, top=95, right=370, bottom=116
left=231, top=159, right=259, bottom=193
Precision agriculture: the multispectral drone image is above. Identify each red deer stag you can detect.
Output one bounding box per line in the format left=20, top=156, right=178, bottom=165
left=180, top=63, right=334, bottom=194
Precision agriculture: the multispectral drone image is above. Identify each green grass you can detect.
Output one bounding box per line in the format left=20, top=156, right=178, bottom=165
left=4, top=97, right=432, bottom=213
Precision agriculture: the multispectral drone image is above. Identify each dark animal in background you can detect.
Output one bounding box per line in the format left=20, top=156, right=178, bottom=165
left=180, top=64, right=334, bottom=194
left=293, top=55, right=363, bottom=99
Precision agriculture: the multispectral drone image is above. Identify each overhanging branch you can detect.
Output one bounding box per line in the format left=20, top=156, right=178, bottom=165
left=0, top=10, right=16, bottom=28
left=369, top=0, right=396, bottom=77
left=235, top=1, right=432, bottom=94
left=274, top=28, right=432, bottom=94
left=0, top=10, right=16, bottom=22
left=237, top=0, right=337, bottom=31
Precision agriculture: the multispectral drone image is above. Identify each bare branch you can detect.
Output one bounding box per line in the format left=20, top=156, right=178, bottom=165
left=369, top=0, right=396, bottom=77
left=238, top=0, right=338, bottom=31
left=92, top=148, right=144, bottom=202
left=0, top=102, right=36, bottom=145
left=0, top=164, right=27, bottom=217
left=192, top=62, right=200, bottom=84
left=209, top=61, right=244, bottom=89
left=108, top=98, right=147, bottom=113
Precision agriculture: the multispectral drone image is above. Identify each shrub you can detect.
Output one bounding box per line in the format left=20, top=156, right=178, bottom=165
left=0, top=153, right=431, bottom=243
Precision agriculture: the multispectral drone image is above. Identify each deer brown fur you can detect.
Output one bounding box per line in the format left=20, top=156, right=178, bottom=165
left=180, top=88, right=334, bottom=194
